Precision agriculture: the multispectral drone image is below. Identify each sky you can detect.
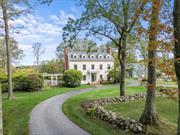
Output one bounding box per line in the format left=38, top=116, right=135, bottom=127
left=10, top=0, right=83, bottom=66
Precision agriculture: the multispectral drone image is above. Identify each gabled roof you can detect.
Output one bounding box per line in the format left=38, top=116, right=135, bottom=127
left=68, top=51, right=114, bottom=61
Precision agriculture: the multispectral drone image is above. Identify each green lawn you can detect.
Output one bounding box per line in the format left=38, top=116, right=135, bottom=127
left=62, top=86, right=146, bottom=135
left=105, top=97, right=178, bottom=126
left=156, top=79, right=177, bottom=87
left=2, top=85, right=91, bottom=135
left=63, top=86, right=178, bottom=135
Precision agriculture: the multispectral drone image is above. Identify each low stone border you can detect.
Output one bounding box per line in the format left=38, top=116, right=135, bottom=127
left=82, top=93, right=164, bottom=134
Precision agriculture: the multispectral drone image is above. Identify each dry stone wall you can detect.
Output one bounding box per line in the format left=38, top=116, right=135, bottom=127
left=82, top=93, right=164, bottom=134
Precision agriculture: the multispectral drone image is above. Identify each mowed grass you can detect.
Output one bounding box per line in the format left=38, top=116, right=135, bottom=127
left=63, top=86, right=178, bottom=135
left=62, top=86, right=147, bottom=135
left=156, top=79, right=177, bottom=87
left=2, top=85, right=91, bottom=135
left=105, top=97, right=178, bottom=126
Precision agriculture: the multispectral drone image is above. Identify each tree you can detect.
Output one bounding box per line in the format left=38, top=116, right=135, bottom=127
left=0, top=38, right=24, bottom=73
left=39, top=60, right=63, bottom=74
left=63, top=0, right=147, bottom=96
left=0, top=0, right=30, bottom=99
left=32, top=43, right=45, bottom=71
left=139, top=0, right=161, bottom=125
left=173, top=0, right=180, bottom=134
left=1, top=1, right=13, bottom=99
left=56, top=39, right=97, bottom=60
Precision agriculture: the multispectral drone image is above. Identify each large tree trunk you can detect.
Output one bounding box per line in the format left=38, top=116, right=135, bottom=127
left=119, top=34, right=127, bottom=96
left=1, top=2, right=13, bottom=99
left=173, top=0, right=180, bottom=134
left=139, top=0, right=160, bottom=125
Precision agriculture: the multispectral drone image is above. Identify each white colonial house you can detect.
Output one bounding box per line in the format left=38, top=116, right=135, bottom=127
left=64, top=48, right=114, bottom=84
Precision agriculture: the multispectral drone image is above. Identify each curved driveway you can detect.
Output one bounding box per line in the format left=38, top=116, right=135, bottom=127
left=29, top=86, right=114, bottom=135
left=29, top=80, right=140, bottom=135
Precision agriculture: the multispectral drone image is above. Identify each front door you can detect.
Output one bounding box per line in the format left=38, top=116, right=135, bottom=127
left=91, top=73, right=96, bottom=82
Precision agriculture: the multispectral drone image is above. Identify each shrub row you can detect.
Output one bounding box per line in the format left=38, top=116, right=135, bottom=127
left=0, top=73, right=43, bottom=92
left=82, top=93, right=164, bottom=134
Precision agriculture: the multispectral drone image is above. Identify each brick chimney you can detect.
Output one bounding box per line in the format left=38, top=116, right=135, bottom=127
left=64, top=47, right=69, bottom=71
left=107, top=47, right=112, bottom=55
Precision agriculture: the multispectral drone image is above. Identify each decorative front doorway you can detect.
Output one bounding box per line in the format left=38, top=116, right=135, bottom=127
left=91, top=73, right=96, bottom=82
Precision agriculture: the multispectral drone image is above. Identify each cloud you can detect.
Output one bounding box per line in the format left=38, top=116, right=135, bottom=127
left=19, top=44, right=32, bottom=51
left=50, top=10, right=75, bottom=25
left=7, top=9, right=76, bottom=65
left=70, top=5, right=77, bottom=12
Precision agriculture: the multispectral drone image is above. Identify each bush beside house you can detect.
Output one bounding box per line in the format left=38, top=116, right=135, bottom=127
left=0, top=73, right=43, bottom=92
left=63, top=69, right=82, bottom=87
left=108, top=68, right=120, bottom=83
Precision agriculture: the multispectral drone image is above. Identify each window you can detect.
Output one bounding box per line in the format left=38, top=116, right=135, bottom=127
left=74, top=64, right=77, bottom=69
left=100, top=75, right=103, bottom=80
left=74, top=55, right=77, bottom=58
left=91, top=64, right=95, bottom=70
left=83, top=75, right=86, bottom=81
left=83, top=64, right=86, bottom=70
left=107, top=64, right=111, bottom=69
left=83, top=55, right=86, bottom=59
left=71, top=55, right=73, bottom=58
left=100, top=64, right=103, bottom=70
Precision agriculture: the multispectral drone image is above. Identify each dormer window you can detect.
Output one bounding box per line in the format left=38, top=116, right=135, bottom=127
left=90, top=54, right=95, bottom=59
left=98, top=55, right=103, bottom=59
left=106, top=55, right=110, bottom=59
left=82, top=54, right=86, bottom=59
left=73, top=54, right=77, bottom=59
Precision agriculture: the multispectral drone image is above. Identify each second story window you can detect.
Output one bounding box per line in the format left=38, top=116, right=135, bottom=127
left=91, top=64, right=95, bottom=70
left=107, top=64, right=111, bottom=70
left=100, top=64, right=103, bottom=70
left=74, top=64, right=77, bottom=70
left=83, top=64, right=86, bottom=70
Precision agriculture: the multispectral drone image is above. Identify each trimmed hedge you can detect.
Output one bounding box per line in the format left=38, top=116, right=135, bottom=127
left=0, top=73, right=43, bottom=92
left=63, top=69, right=82, bottom=87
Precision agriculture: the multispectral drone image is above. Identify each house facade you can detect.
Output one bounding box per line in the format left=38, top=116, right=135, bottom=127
left=126, top=63, right=147, bottom=78
left=64, top=48, right=114, bottom=84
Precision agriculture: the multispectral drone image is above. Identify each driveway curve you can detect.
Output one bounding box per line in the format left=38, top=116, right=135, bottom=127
left=29, top=86, right=114, bottom=135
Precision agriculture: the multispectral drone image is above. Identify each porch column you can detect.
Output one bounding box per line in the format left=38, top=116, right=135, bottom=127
left=51, top=76, right=53, bottom=86
left=55, top=75, right=58, bottom=85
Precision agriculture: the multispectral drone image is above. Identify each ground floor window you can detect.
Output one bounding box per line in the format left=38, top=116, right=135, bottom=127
left=74, top=64, right=77, bottom=70
left=83, top=75, right=86, bottom=81
left=100, top=74, right=103, bottom=80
